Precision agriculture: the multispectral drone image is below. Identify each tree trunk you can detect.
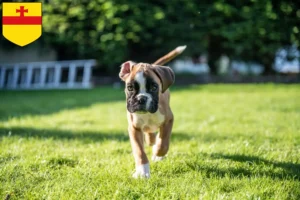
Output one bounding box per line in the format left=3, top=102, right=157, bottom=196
left=262, top=54, right=276, bottom=75
left=207, top=35, right=223, bottom=75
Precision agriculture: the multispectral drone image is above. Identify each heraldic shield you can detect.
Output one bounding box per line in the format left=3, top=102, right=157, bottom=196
left=2, top=3, right=42, bottom=47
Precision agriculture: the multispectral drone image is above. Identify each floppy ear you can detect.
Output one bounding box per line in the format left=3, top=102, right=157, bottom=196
left=151, top=65, right=175, bottom=93
left=119, top=61, right=136, bottom=81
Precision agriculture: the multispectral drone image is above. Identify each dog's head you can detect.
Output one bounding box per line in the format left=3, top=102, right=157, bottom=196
left=119, top=61, right=175, bottom=113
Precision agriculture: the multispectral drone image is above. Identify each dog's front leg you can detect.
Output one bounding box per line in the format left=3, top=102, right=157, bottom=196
left=152, top=118, right=173, bottom=161
left=128, top=126, right=150, bottom=178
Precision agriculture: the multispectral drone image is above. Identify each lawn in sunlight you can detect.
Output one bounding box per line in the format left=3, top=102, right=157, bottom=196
left=0, top=84, right=300, bottom=199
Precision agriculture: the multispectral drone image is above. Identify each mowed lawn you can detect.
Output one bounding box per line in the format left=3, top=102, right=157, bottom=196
left=0, top=84, right=300, bottom=199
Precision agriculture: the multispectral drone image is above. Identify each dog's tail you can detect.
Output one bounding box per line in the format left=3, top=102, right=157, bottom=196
left=153, top=45, right=187, bottom=66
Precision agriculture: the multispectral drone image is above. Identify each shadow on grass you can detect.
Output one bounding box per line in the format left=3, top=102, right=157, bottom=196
left=0, top=128, right=196, bottom=143
left=2, top=126, right=300, bottom=184
left=0, top=87, right=125, bottom=121
left=0, top=127, right=128, bottom=142
left=184, top=152, right=300, bottom=181
left=212, top=153, right=300, bottom=179
left=0, top=85, right=198, bottom=122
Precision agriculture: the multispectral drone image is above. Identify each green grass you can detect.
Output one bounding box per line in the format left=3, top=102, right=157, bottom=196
left=0, top=84, right=300, bottom=199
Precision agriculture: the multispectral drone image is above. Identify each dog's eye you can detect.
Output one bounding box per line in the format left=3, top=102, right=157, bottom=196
left=150, top=85, right=158, bottom=92
left=127, top=85, right=134, bottom=91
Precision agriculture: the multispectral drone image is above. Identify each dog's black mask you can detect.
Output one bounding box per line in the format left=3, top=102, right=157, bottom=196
left=126, top=75, right=159, bottom=114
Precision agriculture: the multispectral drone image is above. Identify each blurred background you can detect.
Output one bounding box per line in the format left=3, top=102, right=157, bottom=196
left=0, top=0, right=299, bottom=89
left=1, top=2, right=300, bottom=198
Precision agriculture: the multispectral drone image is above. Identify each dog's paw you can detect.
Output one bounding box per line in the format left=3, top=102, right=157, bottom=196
left=152, top=144, right=166, bottom=162
left=132, top=163, right=150, bottom=179
left=152, top=155, right=165, bottom=162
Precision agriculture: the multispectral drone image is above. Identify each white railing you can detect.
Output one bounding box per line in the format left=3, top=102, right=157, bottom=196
left=0, top=59, right=96, bottom=90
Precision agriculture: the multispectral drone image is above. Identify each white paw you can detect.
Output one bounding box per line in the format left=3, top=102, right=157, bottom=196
left=152, top=155, right=165, bottom=162
left=132, top=163, right=150, bottom=179
left=152, top=144, right=165, bottom=162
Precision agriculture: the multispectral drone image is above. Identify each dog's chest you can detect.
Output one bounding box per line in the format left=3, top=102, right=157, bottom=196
left=132, top=111, right=165, bottom=133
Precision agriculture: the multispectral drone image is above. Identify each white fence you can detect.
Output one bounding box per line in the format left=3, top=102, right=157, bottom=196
left=0, top=60, right=96, bottom=90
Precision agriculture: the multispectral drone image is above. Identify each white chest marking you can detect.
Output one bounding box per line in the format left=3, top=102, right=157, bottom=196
left=132, top=111, right=165, bottom=133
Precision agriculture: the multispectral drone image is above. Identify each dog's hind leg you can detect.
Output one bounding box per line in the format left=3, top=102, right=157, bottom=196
left=152, top=118, right=173, bottom=161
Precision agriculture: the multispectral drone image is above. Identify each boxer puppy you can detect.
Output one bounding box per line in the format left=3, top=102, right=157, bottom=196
left=119, top=46, right=186, bottom=178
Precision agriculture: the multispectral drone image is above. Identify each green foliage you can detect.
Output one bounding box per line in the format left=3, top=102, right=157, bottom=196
left=0, top=85, right=300, bottom=199
left=193, top=0, right=300, bottom=74
left=41, top=0, right=173, bottom=69
left=0, top=1, right=299, bottom=74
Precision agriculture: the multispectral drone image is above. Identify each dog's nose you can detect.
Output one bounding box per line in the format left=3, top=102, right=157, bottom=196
left=138, top=96, right=147, bottom=104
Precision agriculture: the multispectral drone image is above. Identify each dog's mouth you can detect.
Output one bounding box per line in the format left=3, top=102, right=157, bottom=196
left=127, top=102, right=157, bottom=114
left=128, top=105, right=149, bottom=113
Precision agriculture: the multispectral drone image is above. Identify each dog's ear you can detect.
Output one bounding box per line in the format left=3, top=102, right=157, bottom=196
left=119, top=61, right=136, bottom=81
left=151, top=65, right=175, bottom=93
